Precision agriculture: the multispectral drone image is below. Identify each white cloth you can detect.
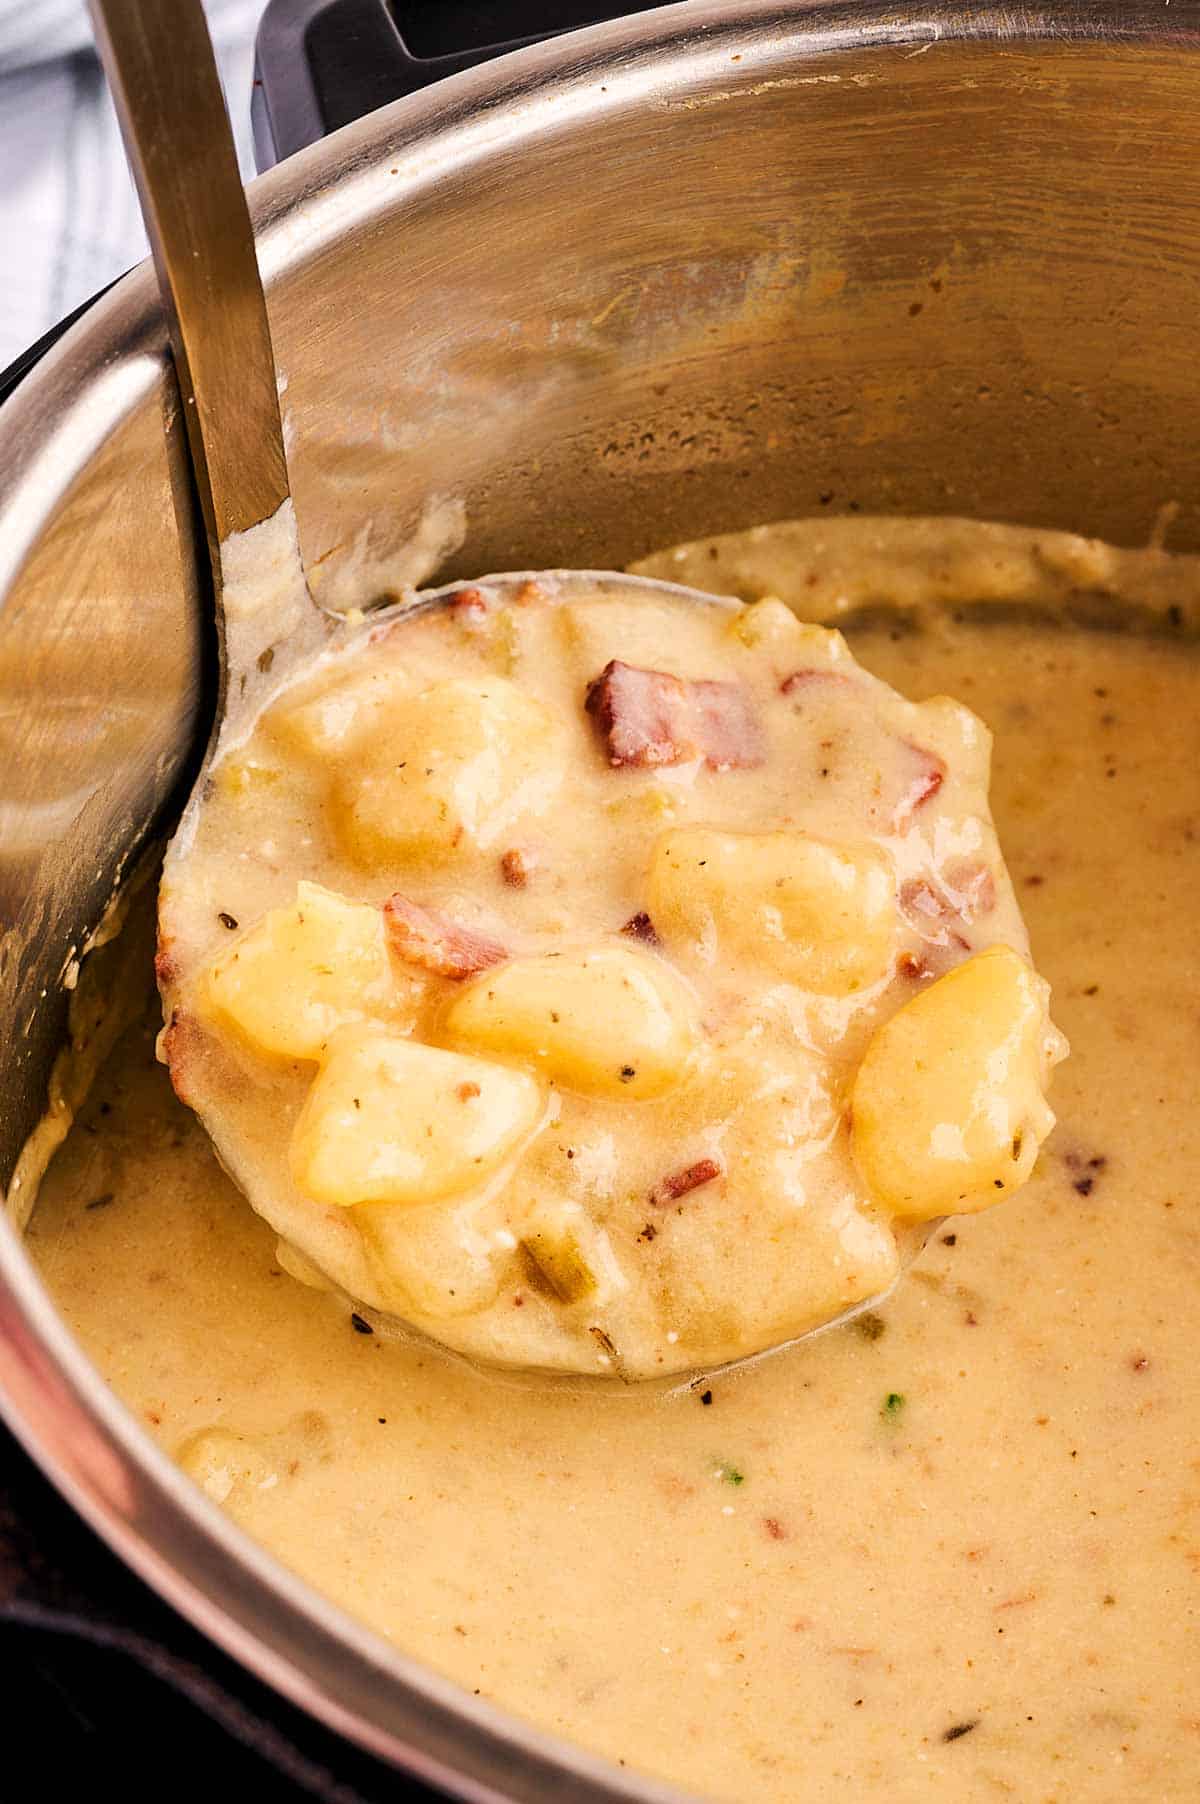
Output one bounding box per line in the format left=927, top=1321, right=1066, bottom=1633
left=0, top=0, right=267, bottom=368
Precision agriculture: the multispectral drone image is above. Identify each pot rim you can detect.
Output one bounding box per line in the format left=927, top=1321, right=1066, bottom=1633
left=1, top=3, right=1196, bottom=1798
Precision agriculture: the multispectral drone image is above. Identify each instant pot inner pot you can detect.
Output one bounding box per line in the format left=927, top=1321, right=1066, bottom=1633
left=2, top=17, right=1198, bottom=1253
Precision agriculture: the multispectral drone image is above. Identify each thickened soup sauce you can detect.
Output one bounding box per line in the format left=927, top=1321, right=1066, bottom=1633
left=26, top=519, right=1200, bottom=1801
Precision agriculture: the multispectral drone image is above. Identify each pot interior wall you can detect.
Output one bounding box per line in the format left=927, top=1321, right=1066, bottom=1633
left=276, top=32, right=1200, bottom=596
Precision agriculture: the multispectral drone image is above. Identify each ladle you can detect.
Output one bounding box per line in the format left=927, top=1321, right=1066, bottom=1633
left=91, top=0, right=939, bottom=1382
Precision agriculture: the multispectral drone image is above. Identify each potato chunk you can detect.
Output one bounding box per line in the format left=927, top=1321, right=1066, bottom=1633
left=335, top=677, right=562, bottom=865
left=730, top=600, right=849, bottom=663
left=357, top=1195, right=514, bottom=1319
left=648, top=828, right=895, bottom=994
left=267, top=665, right=412, bottom=762
left=290, top=1026, right=545, bottom=1208
left=444, top=945, right=700, bottom=1099
left=851, top=945, right=1062, bottom=1218
left=203, top=882, right=400, bottom=1061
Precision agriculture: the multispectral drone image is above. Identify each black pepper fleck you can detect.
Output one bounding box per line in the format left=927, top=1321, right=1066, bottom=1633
left=350, top=1313, right=374, bottom=1335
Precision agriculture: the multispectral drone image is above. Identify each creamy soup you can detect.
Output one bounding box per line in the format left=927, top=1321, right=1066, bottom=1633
left=156, top=572, right=1060, bottom=1378
left=27, top=519, right=1200, bottom=1801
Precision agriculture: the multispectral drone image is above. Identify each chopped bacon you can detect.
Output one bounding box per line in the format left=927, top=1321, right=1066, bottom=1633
left=779, top=668, right=854, bottom=696
left=944, top=859, right=996, bottom=917
left=160, top=1010, right=199, bottom=1105
left=900, top=877, right=946, bottom=926
left=892, top=742, right=946, bottom=828
left=500, top=847, right=534, bottom=888
left=585, top=660, right=765, bottom=772
left=649, top=1157, right=723, bottom=1207
left=383, top=895, right=507, bottom=980
left=901, top=861, right=996, bottom=946
left=447, top=586, right=490, bottom=630
left=621, top=911, right=661, bottom=946
left=154, top=938, right=178, bottom=989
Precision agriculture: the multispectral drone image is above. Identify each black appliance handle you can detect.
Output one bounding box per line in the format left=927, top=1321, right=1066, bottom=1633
left=0, top=281, right=121, bottom=405
left=252, top=0, right=654, bottom=169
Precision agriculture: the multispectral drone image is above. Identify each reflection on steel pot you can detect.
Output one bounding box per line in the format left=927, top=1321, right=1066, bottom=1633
left=2, top=4, right=1200, bottom=1799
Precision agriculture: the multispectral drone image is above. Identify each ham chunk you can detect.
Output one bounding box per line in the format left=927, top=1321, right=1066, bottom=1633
left=649, top=1157, right=723, bottom=1207
left=585, top=660, right=765, bottom=771
left=900, top=861, right=996, bottom=945
left=383, top=896, right=507, bottom=980
left=779, top=668, right=854, bottom=696
left=892, top=742, right=946, bottom=827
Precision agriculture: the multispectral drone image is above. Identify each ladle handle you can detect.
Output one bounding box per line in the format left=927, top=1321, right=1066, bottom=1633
left=88, top=0, right=290, bottom=569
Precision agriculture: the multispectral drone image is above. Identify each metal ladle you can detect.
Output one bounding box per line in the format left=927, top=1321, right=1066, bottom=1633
left=90, top=0, right=935, bottom=1382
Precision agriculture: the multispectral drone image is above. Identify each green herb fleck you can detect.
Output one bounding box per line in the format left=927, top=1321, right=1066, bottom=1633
left=712, top=1459, right=745, bottom=1486
left=881, top=1391, right=906, bottom=1420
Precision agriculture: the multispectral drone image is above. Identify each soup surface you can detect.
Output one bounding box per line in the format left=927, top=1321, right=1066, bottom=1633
left=27, top=519, right=1200, bottom=1801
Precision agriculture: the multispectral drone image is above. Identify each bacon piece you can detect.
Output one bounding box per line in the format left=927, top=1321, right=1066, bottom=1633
left=383, top=896, right=507, bottom=980
left=620, top=911, right=660, bottom=946
left=900, top=861, right=996, bottom=946
left=447, top=586, right=490, bottom=631
left=779, top=668, right=854, bottom=696
left=160, top=1010, right=199, bottom=1105
left=500, top=847, right=534, bottom=888
left=154, top=938, right=179, bottom=989
left=585, top=661, right=765, bottom=771
left=892, top=742, right=946, bottom=828
left=649, top=1157, right=723, bottom=1207
left=901, top=878, right=941, bottom=918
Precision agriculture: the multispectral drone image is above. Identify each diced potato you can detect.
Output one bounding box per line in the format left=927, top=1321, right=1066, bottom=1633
left=560, top=598, right=732, bottom=681
left=851, top=944, right=1063, bottom=1219
left=444, top=944, right=700, bottom=1099
left=602, top=786, right=683, bottom=834
left=177, top=1427, right=274, bottom=1505
left=203, top=881, right=403, bottom=1061
left=648, top=828, right=896, bottom=994
left=731, top=600, right=849, bottom=664
left=290, top=1025, right=546, bottom=1207
left=335, top=677, right=563, bottom=866
left=357, top=1195, right=513, bottom=1319
left=215, top=750, right=285, bottom=799
left=267, top=664, right=413, bottom=763
left=641, top=1036, right=900, bottom=1364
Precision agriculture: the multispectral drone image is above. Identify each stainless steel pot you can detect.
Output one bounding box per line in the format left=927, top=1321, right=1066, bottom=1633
left=2, top=3, right=1199, bottom=1797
